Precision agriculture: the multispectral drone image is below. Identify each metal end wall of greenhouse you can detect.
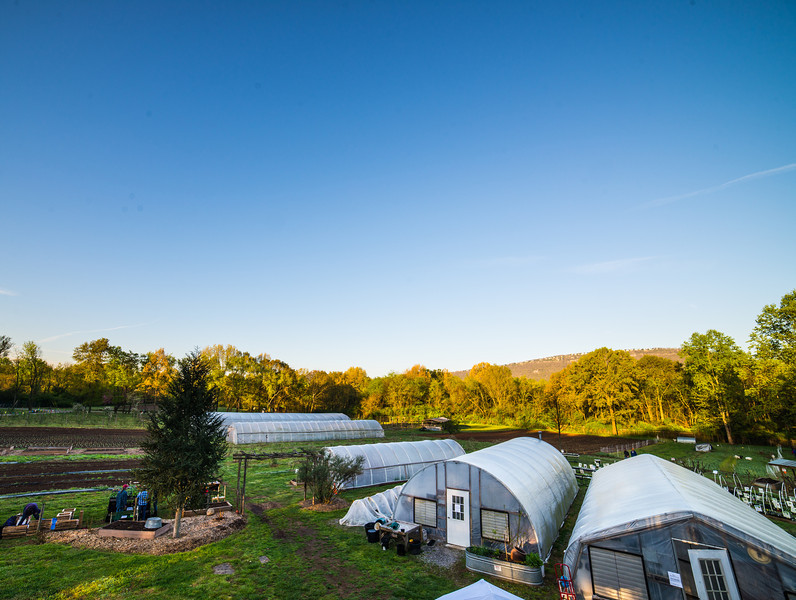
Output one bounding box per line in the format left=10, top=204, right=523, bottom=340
left=213, top=412, right=350, bottom=427
left=564, top=454, right=796, bottom=600
left=325, top=439, right=465, bottom=489
left=393, top=437, right=577, bottom=559
left=227, top=419, right=384, bottom=444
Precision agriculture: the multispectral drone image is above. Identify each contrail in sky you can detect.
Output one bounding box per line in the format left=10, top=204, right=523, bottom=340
left=39, top=323, right=150, bottom=344
left=572, top=256, right=654, bottom=275
left=0, top=289, right=18, bottom=296
left=645, top=162, right=796, bottom=208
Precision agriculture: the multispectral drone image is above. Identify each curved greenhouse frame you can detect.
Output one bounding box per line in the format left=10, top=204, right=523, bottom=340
left=213, top=412, right=350, bottom=427
left=227, top=419, right=383, bottom=444
left=325, top=439, right=465, bottom=489
left=393, top=437, right=577, bottom=558
left=564, top=454, right=796, bottom=600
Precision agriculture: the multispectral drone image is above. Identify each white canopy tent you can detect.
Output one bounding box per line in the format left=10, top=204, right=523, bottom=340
left=435, top=579, right=524, bottom=600
left=325, top=439, right=465, bottom=489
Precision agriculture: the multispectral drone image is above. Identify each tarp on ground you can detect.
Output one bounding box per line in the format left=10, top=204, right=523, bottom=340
left=435, top=579, right=524, bottom=600
left=338, top=485, right=403, bottom=527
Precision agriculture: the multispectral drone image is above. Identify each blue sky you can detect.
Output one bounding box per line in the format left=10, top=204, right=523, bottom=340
left=2, top=1, right=795, bottom=376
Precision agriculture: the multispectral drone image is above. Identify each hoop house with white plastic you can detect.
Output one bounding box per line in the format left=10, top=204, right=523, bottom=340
left=325, top=439, right=465, bottom=489
left=213, top=412, right=350, bottom=427
left=227, top=419, right=384, bottom=444
left=393, top=437, right=577, bottom=559
left=564, top=454, right=796, bottom=600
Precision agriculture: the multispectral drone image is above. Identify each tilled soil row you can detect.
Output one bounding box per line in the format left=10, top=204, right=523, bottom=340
left=0, top=458, right=141, bottom=494
left=0, top=427, right=147, bottom=449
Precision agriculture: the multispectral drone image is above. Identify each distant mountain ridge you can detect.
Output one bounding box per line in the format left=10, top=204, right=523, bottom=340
left=451, top=347, right=682, bottom=381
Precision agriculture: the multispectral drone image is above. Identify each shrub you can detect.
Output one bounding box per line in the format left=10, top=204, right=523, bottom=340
left=441, top=419, right=462, bottom=434
left=524, top=552, right=543, bottom=568
left=297, top=451, right=364, bottom=504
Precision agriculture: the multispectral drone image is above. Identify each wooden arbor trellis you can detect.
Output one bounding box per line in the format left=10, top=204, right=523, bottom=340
left=232, top=450, right=313, bottom=511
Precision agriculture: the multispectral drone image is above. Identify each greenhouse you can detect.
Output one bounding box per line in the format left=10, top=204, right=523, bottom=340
left=227, top=419, right=383, bottom=444
left=392, top=437, right=578, bottom=559
left=564, top=454, right=796, bottom=600
left=213, top=412, right=350, bottom=427
left=325, top=439, right=465, bottom=489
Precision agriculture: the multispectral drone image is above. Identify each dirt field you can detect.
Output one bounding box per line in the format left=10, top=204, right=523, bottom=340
left=0, top=427, right=147, bottom=449
left=0, top=458, right=140, bottom=494
left=442, top=429, right=641, bottom=454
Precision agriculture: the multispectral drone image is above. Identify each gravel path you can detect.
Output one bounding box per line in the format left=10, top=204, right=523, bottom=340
left=419, top=542, right=463, bottom=569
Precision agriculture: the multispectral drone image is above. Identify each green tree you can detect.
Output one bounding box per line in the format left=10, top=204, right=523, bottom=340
left=135, top=351, right=227, bottom=538
left=137, top=349, right=177, bottom=401
left=750, top=290, right=796, bottom=364
left=18, top=341, right=48, bottom=408
left=567, top=348, right=638, bottom=435
left=680, top=330, right=746, bottom=444
left=636, top=355, right=682, bottom=424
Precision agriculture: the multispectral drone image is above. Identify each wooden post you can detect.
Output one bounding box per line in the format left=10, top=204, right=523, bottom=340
left=241, top=458, right=249, bottom=513
left=235, top=458, right=242, bottom=511
left=36, top=503, right=44, bottom=534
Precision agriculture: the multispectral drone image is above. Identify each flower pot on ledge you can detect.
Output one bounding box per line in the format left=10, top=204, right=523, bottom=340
left=464, top=548, right=544, bottom=586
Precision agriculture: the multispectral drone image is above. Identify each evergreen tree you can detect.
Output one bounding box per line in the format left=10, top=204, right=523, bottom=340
left=135, top=350, right=226, bottom=538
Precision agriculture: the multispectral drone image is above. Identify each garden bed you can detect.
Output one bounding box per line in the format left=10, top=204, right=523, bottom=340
left=98, top=519, right=172, bottom=539
left=183, top=501, right=233, bottom=517
left=464, top=548, right=544, bottom=586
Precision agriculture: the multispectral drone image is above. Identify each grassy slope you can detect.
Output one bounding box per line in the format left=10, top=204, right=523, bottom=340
left=1, top=429, right=794, bottom=599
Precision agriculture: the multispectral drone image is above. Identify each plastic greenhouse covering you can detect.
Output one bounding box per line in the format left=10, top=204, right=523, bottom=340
left=564, top=453, right=796, bottom=569
left=325, top=439, right=465, bottom=489
left=213, top=412, right=350, bottom=427
left=453, top=437, right=578, bottom=557
left=339, top=485, right=403, bottom=527
left=227, top=419, right=384, bottom=444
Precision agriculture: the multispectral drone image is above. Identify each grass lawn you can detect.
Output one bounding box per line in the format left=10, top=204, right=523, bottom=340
left=1, top=429, right=794, bottom=599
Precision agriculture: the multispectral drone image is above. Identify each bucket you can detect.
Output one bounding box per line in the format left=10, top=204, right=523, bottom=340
left=364, top=522, right=375, bottom=532
left=366, top=529, right=379, bottom=543
left=144, top=517, right=162, bottom=530
left=396, top=543, right=406, bottom=556
left=408, top=539, right=422, bottom=555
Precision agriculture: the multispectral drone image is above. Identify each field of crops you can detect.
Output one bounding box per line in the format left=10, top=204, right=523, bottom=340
left=0, top=427, right=147, bottom=449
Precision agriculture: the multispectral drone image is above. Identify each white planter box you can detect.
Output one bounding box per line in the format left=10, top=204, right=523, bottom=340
left=465, top=549, right=544, bottom=586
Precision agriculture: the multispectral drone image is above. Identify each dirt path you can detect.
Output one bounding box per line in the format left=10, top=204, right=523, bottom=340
left=249, top=502, right=390, bottom=598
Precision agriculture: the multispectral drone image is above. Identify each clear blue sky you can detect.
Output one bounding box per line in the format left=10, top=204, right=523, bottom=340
left=2, top=1, right=795, bottom=376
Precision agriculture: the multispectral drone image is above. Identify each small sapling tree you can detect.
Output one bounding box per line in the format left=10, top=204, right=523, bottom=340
left=135, top=350, right=226, bottom=538
left=298, top=450, right=364, bottom=504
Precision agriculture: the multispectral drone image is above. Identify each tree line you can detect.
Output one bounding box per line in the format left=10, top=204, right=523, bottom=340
left=1, top=290, right=794, bottom=443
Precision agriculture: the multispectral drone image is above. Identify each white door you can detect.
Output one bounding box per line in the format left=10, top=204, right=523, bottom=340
left=688, top=549, right=741, bottom=600
left=446, top=489, right=470, bottom=547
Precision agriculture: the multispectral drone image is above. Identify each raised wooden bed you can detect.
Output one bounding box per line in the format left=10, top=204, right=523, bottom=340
left=183, top=501, right=233, bottom=517
left=98, top=520, right=172, bottom=539
left=464, top=548, right=544, bottom=586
